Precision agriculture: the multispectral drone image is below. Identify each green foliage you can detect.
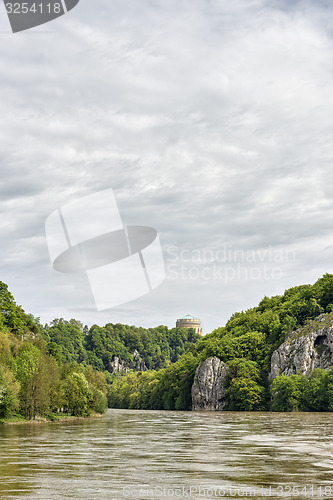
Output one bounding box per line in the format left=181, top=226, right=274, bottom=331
left=226, top=378, right=265, bottom=411
left=4, top=275, right=333, bottom=415
left=84, top=324, right=200, bottom=371
left=0, top=281, right=37, bottom=336
left=225, top=359, right=265, bottom=411
left=83, top=365, right=108, bottom=414
left=306, top=369, right=327, bottom=411
left=0, top=284, right=108, bottom=420
left=90, top=386, right=108, bottom=414
left=108, top=352, right=200, bottom=411
left=0, top=366, right=20, bottom=418
left=227, top=358, right=261, bottom=380
left=270, top=374, right=309, bottom=412
left=43, top=319, right=87, bottom=364
left=270, top=368, right=333, bottom=412
left=42, top=320, right=201, bottom=374
left=14, top=342, right=63, bottom=419
left=63, top=372, right=92, bottom=416
left=108, top=274, right=333, bottom=412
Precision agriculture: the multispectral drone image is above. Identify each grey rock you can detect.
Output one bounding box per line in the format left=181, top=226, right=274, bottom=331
left=269, top=314, right=333, bottom=382
left=191, top=356, right=228, bottom=411
left=132, top=349, right=147, bottom=371
left=109, top=351, right=147, bottom=373
left=109, top=356, right=129, bottom=374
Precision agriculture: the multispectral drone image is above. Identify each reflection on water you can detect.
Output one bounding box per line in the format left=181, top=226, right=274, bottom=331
left=0, top=410, right=332, bottom=499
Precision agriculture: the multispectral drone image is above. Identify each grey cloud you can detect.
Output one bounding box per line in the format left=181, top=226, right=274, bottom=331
left=0, top=0, right=333, bottom=331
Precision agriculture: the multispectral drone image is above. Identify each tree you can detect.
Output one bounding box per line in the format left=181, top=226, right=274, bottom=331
left=306, top=369, right=326, bottom=411
left=15, top=344, right=41, bottom=418
left=14, top=343, right=61, bottom=418
left=226, top=378, right=265, bottom=411
left=0, top=281, right=31, bottom=336
left=324, top=368, right=333, bottom=411
left=43, top=319, right=87, bottom=364
left=270, top=374, right=309, bottom=412
left=225, top=359, right=265, bottom=411
left=0, top=366, right=20, bottom=418
left=62, top=372, right=92, bottom=416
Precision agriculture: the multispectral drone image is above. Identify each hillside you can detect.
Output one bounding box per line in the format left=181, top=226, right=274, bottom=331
left=0, top=280, right=200, bottom=421
left=42, top=319, right=201, bottom=372
left=2, top=274, right=333, bottom=417
left=0, top=282, right=109, bottom=420
left=108, top=273, right=333, bottom=411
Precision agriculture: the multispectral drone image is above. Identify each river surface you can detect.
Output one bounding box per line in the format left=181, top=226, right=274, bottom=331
left=0, top=410, right=332, bottom=499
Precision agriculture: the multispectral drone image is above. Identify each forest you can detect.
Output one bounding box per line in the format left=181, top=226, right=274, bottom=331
left=0, top=278, right=109, bottom=421
left=108, top=273, right=333, bottom=411
left=2, top=274, right=333, bottom=420
left=0, top=280, right=200, bottom=421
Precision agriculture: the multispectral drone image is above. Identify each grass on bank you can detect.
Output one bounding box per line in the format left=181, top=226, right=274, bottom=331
left=0, top=411, right=105, bottom=425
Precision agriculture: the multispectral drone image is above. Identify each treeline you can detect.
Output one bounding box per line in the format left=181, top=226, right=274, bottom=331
left=3, top=274, right=333, bottom=416
left=271, top=368, right=333, bottom=411
left=108, top=353, right=199, bottom=410
left=109, top=274, right=333, bottom=411
left=0, top=282, right=107, bottom=420
left=0, top=280, right=201, bottom=420
left=42, top=319, right=200, bottom=371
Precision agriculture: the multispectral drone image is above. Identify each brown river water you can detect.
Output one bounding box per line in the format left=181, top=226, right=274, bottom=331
left=0, top=409, right=332, bottom=499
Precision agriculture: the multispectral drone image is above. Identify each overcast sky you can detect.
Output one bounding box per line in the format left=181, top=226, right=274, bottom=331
left=1, top=0, right=333, bottom=334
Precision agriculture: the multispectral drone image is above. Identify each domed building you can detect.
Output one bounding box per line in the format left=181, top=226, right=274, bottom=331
left=176, top=315, right=202, bottom=336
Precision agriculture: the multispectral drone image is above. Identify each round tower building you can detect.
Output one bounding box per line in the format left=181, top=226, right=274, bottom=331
left=176, top=315, right=202, bottom=336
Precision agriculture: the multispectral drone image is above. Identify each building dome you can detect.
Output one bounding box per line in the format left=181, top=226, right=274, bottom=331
left=176, top=315, right=202, bottom=336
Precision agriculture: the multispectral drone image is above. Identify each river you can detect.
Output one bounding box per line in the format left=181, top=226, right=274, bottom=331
left=0, top=410, right=332, bottom=499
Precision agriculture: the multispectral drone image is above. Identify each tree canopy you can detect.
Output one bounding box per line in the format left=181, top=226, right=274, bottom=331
left=2, top=274, right=333, bottom=417
left=107, top=273, right=333, bottom=411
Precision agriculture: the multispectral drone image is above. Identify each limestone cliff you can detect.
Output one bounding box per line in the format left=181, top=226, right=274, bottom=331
left=109, top=357, right=129, bottom=374
left=109, top=350, right=147, bottom=374
left=132, top=349, right=147, bottom=371
left=269, top=313, right=333, bottom=382
left=191, top=356, right=228, bottom=411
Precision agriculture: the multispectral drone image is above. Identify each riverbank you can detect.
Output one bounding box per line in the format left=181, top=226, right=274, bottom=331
left=0, top=411, right=106, bottom=425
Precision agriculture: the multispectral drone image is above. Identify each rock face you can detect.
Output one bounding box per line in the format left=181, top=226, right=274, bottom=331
left=109, top=356, right=129, bottom=374
left=191, top=356, right=228, bottom=411
left=132, top=349, right=147, bottom=371
left=269, top=315, right=333, bottom=382
left=109, top=350, right=147, bottom=374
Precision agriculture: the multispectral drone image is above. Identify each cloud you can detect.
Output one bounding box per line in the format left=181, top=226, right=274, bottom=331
left=1, top=0, right=333, bottom=332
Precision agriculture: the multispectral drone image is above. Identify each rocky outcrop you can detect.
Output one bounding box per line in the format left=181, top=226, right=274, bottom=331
left=132, top=349, right=147, bottom=371
left=191, top=356, right=228, bottom=411
left=109, top=357, right=129, bottom=374
left=269, top=314, right=333, bottom=382
left=109, top=350, right=147, bottom=374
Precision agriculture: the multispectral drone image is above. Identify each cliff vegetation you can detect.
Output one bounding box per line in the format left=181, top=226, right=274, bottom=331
left=2, top=274, right=333, bottom=416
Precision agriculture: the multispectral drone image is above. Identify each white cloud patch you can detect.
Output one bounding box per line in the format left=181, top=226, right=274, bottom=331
left=0, top=0, right=333, bottom=332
